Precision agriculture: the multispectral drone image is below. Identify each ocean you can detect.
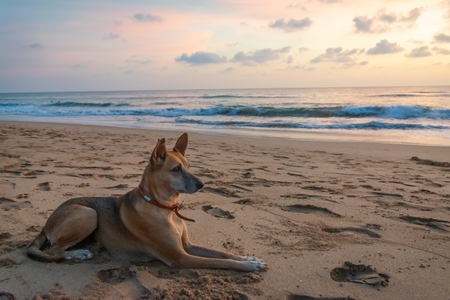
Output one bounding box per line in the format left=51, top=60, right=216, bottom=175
left=1, top=86, right=450, bottom=146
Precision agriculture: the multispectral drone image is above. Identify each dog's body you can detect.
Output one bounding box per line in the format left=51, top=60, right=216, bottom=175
left=27, top=133, right=266, bottom=272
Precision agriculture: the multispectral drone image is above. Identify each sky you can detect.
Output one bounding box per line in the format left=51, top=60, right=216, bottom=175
left=1, top=0, right=450, bottom=92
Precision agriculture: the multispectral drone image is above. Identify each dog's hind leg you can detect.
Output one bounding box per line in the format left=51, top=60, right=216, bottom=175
left=28, top=204, right=98, bottom=262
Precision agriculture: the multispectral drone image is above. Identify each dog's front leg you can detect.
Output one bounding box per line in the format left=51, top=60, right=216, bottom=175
left=184, top=243, right=262, bottom=263
left=155, top=234, right=266, bottom=272
left=180, top=224, right=266, bottom=269
left=174, top=253, right=266, bottom=272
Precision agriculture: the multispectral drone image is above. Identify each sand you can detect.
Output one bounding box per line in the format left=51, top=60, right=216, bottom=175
left=0, top=121, right=449, bottom=300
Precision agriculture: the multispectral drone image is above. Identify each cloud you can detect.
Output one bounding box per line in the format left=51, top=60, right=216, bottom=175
left=353, top=7, right=424, bottom=33
left=23, top=43, right=43, bottom=49
left=175, top=52, right=227, bottom=65
left=400, top=7, right=422, bottom=23
left=286, top=3, right=307, bottom=10
left=378, top=11, right=397, bottom=23
left=269, top=18, right=312, bottom=32
left=432, top=47, right=450, bottom=55
left=134, top=13, right=163, bottom=22
left=434, top=33, right=450, bottom=43
left=406, top=46, right=432, bottom=58
left=367, top=39, right=403, bottom=55
left=310, top=47, right=362, bottom=64
left=353, top=16, right=373, bottom=33
left=231, top=47, right=291, bottom=65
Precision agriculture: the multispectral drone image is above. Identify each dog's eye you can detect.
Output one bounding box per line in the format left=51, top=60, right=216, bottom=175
left=172, top=165, right=182, bottom=172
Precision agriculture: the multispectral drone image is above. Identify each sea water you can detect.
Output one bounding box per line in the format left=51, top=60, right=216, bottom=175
left=1, top=86, right=449, bottom=146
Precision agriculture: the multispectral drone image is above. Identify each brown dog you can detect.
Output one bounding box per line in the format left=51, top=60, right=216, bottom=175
left=27, top=133, right=266, bottom=272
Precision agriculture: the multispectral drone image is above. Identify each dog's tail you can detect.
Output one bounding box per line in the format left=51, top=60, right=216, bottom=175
left=27, top=231, right=64, bottom=262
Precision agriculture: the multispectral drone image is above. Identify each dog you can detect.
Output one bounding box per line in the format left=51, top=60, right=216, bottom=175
left=27, top=133, right=266, bottom=272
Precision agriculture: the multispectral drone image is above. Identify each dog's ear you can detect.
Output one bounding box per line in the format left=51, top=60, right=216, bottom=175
left=173, top=133, right=188, bottom=156
left=151, top=138, right=166, bottom=166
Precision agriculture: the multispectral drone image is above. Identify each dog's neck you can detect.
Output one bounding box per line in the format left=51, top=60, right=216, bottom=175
left=138, top=180, right=179, bottom=204
left=136, top=185, right=195, bottom=222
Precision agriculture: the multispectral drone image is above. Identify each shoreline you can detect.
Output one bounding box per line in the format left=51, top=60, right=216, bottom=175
left=1, top=121, right=449, bottom=299
left=1, top=118, right=450, bottom=148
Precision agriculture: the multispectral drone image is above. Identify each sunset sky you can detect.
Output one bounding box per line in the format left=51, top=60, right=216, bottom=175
left=1, top=0, right=449, bottom=92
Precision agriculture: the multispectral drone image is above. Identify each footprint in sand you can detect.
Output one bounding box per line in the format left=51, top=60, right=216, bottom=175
left=234, top=198, right=254, bottom=205
left=365, top=223, right=382, bottom=230
left=97, top=265, right=135, bottom=284
left=0, top=197, right=32, bottom=210
left=330, top=261, right=389, bottom=287
left=0, top=197, right=15, bottom=205
left=22, top=169, right=47, bottom=176
left=371, top=191, right=403, bottom=198
left=202, top=205, right=235, bottom=219
left=16, top=193, right=29, bottom=199
left=322, top=226, right=381, bottom=238
left=104, top=184, right=129, bottom=189
left=281, top=204, right=341, bottom=217
left=36, top=182, right=51, bottom=191
left=0, top=292, right=15, bottom=300
left=399, top=215, right=450, bottom=231
left=0, top=232, right=12, bottom=240
left=242, top=170, right=254, bottom=178
left=410, top=156, right=450, bottom=167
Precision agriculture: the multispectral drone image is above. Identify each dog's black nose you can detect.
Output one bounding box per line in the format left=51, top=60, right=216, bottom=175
left=196, top=180, right=204, bottom=190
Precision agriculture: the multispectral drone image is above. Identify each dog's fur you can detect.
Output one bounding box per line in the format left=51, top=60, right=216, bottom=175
left=27, top=133, right=266, bottom=272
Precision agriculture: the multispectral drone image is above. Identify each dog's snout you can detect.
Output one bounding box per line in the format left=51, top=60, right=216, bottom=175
left=196, top=180, right=204, bottom=190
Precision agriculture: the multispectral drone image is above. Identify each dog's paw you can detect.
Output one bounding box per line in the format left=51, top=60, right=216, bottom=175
left=247, top=259, right=267, bottom=272
left=239, top=256, right=267, bottom=272
left=240, top=256, right=263, bottom=263
left=64, top=249, right=93, bottom=261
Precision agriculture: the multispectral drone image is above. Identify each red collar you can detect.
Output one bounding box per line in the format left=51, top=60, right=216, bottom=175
left=137, top=186, right=195, bottom=222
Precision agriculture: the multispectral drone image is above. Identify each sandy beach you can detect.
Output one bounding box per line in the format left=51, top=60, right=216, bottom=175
left=0, top=121, right=449, bottom=300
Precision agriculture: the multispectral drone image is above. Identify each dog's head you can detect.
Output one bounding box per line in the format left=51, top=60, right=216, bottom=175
left=144, top=133, right=204, bottom=196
